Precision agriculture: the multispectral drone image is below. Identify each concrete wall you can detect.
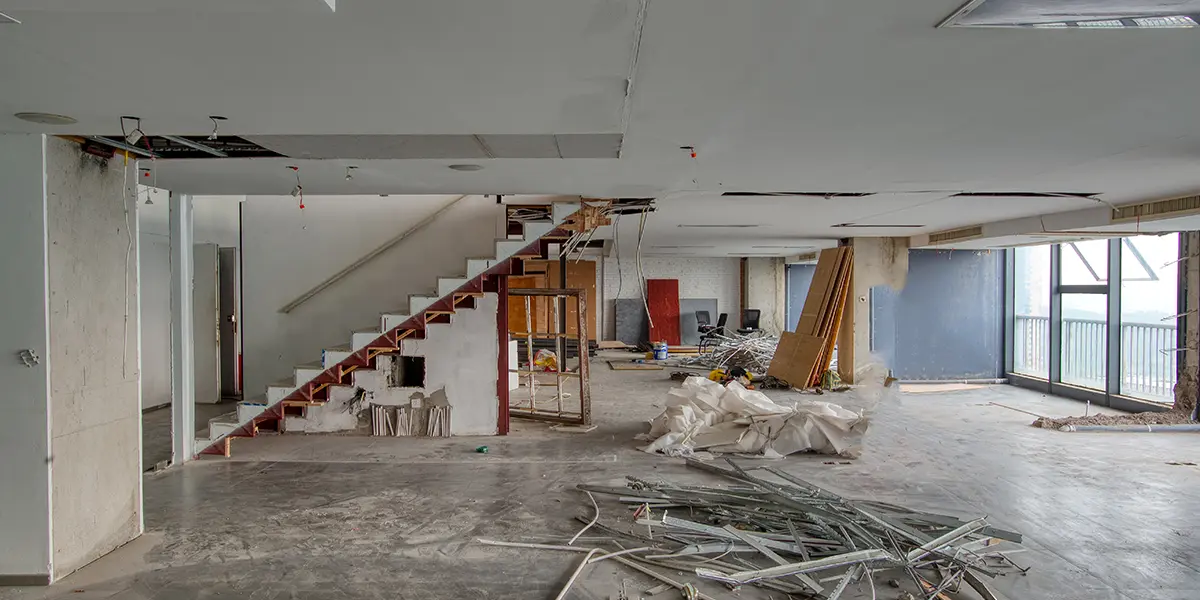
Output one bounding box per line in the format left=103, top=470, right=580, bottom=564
left=242, top=195, right=500, bottom=397
left=44, top=137, right=143, bottom=578
left=0, top=134, right=53, bottom=582
left=1177, top=232, right=1199, bottom=415
left=745, top=257, right=786, bottom=335
left=287, top=293, right=500, bottom=435
left=838, top=238, right=910, bottom=383
left=601, top=256, right=740, bottom=340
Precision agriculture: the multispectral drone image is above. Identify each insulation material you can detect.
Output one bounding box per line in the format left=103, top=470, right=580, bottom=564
left=646, top=279, right=681, bottom=345
left=640, top=377, right=868, bottom=458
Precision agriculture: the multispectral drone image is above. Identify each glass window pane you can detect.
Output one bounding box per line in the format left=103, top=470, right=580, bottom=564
left=1061, top=293, right=1107, bottom=390
left=1013, top=246, right=1050, bottom=378
left=1061, top=239, right=1109, bottom=285
left=1120, top=234, right=1179, bottom=403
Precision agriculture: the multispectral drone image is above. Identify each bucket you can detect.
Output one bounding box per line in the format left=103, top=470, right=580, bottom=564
left=653, top=342, right=669, bottom=360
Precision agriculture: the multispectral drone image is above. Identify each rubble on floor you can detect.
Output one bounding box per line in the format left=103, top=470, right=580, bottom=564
left=479, top=459, right=1027, bottom=600
left=638, top=376, right=868, bottom=458
left=1032, top=409, right=1197, bottom=430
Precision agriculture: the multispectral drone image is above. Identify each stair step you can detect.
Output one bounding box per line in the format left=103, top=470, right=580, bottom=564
left=465, top=258, right=494, bottom=278
left=494, top=239, right=529, bottom=258
left=351, top=329, right=383, bottom=351
left=266, top=384, right=297, bottom=404
left=294, top=363, right=325, bottom=387
left=408, top=295, right=440, bottom=314
left=207, top=411, right=240, bottom=438
left=237, top=400, right=269, bottom=422
left=381, top=312, right=413, bottom=331
left=322, top=347, right=352, bottom=368
left=522, top=221, right=556, bottom=241
left=437, top=277, right=469, bottom=297
left=552, top=200, right=582, bottom=223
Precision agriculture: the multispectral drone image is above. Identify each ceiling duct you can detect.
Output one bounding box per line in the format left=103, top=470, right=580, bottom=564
left=1111, top=194, right=1200, bottom=223
left=927, top=225, right=985, bottom=245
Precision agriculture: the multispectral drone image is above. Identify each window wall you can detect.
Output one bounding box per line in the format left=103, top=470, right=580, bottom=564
left=1007, top=234, right=1181, bottom=410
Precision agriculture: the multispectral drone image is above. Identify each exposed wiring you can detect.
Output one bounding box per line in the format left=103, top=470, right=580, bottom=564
left=636, top=207, right=653, bottom=329
left=121, top=156, right=134, bottom=378
left=614, top=212, right=623, bottom=301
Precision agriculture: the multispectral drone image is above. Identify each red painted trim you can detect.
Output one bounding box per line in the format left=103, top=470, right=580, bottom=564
left=497, top=275, right=510, bottom=435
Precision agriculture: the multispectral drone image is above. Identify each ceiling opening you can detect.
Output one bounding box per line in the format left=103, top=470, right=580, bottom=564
left=721, top=192, right=876, bottom=198
left=951, top=191, right=1098, bottom=199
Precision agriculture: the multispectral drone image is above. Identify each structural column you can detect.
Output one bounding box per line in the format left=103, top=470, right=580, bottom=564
left=170, top=192, right=196, bottom=463
left=837, top=238, right=909, bottom=384
left=0, top=134, right=53, bottom=584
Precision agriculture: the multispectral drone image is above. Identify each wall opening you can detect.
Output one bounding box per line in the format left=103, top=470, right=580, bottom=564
left=392, top=356, right=426, bottom=388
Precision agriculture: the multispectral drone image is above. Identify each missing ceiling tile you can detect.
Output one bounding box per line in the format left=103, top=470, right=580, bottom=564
left=722, top=192, right=876, bottom=198
left=939, top=0, right=1200, bottom=28
left=677, top=224, right=760, bottom=228
left=832, top=223, right=924, bottom=228
left=951, top=192, right=1098, bottom=199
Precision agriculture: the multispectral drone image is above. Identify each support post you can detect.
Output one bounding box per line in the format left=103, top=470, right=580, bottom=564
left=170, top=192, right=196, bottom=464
left=497, top=275, right=510, bottom=435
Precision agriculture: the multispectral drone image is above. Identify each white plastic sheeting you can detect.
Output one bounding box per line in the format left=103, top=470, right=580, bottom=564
left=640, top=377, right=868, bottom=458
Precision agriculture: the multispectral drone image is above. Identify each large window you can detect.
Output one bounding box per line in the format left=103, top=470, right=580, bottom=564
left=1007, top=236, right=1181, bottom=409
left=1013, top=246, right=1050, bottom=378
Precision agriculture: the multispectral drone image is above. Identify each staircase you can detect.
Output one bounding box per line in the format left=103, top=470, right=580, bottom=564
left=195, top=201, right=581, bottom=457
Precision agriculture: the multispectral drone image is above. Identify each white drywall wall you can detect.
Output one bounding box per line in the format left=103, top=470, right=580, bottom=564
left=601, top=256, right=741, bottom=339
left=44, top=137, right=142, bottom=579
left=0, top=134, right=53, bottom=581
left=745, top=257, right=786, bottom=335
left=241, top=195, right=500, bottom=397
left=287, top=293, right=500, bottom=435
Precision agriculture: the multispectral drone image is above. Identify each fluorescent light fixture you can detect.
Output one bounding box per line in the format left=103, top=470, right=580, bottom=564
left=87, top=136, right=159, bottom=159
left=677, top=224, right=760, bottom=228
left=939, top=0, right=1200, bottom=28
left=159, top=134, right=228, bottom=157
left=751, top=245, right=815, bottom=249
left=652, top=245, right=715, bottom=249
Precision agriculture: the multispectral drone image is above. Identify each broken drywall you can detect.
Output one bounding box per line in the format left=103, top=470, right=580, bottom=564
left=287, top=293, right=500, bottom=436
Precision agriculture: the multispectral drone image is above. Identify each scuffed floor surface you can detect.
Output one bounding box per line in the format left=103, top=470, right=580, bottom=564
left=4, top=363, right=1199, bottom=599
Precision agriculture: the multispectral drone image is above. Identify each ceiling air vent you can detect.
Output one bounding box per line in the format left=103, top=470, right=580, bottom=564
left=1111, top=194, right=1200, bottom=223
left=928, top=225, right=984, bottom=245
left=723, top=192, right=875, bottom=198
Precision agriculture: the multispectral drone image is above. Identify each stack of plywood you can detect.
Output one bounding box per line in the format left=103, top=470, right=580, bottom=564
left=767, top=247, right=854, bottom=388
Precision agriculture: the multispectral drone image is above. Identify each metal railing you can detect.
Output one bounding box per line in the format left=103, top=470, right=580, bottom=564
left=1013, top=315, right=1176, bottom=401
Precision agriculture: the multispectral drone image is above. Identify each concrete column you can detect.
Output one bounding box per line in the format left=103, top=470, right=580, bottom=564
left=1177, top=231, right=1199, bottom=417
left=744, top=257, right=787, bottom=335
left=837, top=238, right=909, bottom=384
left=170, top=193, right=196, bottom=463
left=0, top=134, right=53, bottom=584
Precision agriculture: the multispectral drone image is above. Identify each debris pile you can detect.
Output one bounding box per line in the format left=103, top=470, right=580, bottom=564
left=638, top=376, right=867, bottom=458
left=479, top=459, right=1027, bottom=599
left=679, top=333, right=781, bottom=373
left=1033, top=410, right=1196, bottom=430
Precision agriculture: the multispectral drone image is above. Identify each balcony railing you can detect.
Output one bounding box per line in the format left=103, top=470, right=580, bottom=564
left=1013, top=315, right=1176, bottom=402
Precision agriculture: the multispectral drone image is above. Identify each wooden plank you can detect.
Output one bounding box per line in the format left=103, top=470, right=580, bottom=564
left=766, top=332, right=826, bottom=387
left=646, top=279, right=682, bottom=345
left=546, top=259, right=598, bottom=340
left=507, top=275, right=548, bottom=334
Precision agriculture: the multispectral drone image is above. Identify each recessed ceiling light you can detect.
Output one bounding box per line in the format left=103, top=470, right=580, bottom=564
left=449, top=164, right=483, bottom=172
left=14, top=112, right=76, bottom=125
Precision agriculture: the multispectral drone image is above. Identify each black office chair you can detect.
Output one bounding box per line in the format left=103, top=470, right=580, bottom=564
left=699, top=312, right=727, bottom=351
left=737, top=309, right=762, bottom=336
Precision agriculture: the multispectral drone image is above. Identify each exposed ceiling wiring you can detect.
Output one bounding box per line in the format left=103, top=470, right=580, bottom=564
left=636, top=206, right=653, bottom=329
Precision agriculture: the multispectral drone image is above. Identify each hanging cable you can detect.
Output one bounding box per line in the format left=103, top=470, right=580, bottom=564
left=636, top=207, right=653, bottom=330
left=120, top=155, right=134, bottom=378
left=613, top=212, right=623, bottom=302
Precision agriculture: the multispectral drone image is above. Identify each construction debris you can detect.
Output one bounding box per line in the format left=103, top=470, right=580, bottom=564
left=639, top=376, right=868, bottom=458
left=769, top=247, right=853, bottom=388
left=678, top=332, right=782, bottom=374
left=478, top=459, right=1027, bottom=599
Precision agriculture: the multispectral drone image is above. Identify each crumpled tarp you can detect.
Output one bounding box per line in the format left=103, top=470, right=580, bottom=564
left=639, top=376, right=868, bottom=458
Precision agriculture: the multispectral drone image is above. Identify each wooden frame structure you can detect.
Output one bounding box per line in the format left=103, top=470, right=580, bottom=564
left=508, top=288, right=592, bottom=425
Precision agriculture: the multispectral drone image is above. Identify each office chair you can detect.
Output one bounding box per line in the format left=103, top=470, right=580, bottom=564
left=700, top=313, right=727, bottom=351
left=737, top=309, right=762, bottom=336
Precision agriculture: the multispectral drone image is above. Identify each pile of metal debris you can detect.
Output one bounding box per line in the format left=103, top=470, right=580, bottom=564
left=679, top=333, right=782, bottom=374
left=480, top=459, right=1027, bottom=599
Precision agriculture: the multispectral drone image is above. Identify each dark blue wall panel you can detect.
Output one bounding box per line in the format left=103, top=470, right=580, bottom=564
left=872, top=249, right=1005, bottom=381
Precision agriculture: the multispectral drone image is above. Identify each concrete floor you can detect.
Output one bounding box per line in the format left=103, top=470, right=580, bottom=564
left=5, top=358, right=1199, bottom=599
left=141, top=402, right=233, bottom=468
